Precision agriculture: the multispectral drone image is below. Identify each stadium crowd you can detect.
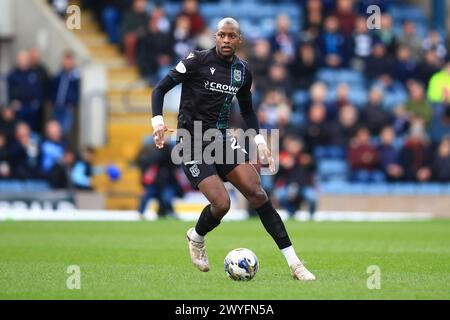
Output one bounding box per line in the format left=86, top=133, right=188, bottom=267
left=0, top=48, right=93, bottom=190
left=14, top=0, right=450, bottom=216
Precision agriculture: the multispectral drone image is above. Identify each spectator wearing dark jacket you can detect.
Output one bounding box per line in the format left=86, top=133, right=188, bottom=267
left=361, top=88, right=393, bottom=135
left=376, top=126, right=404, bottom=181
left=121, top=0, right=149, bottom=65
left=137, top=8, right=174, bottom=84
left=136, top=139, right=183, bottom=218
left=373, top=14, right=397, bottom=56
left=289, top=42, right=320, bottom=90
left=7, top=51, right=44, bottom=132
left=316, top=15, right=349, bottom=68
left=48, top=149, right=76, bottom=189
left=431, top=137, right=450, bottom=182
left=394, top=45, right=417, bottom=85
left=248, top=39, right=272, bottom=93
left=274, top=136, right=317, bottom=219
left=0, top=133, right=11, bottom=180
left=52, top=52, right=80, bottom=137
left=0, top=106, right=18, bottom=141
left=301, top=102, right=334, bottom=152
left=7, top=122, right=41, bottom=180
left=399, top=120, right=432, bottom=182
left=332, top=103, right=359, bottom=146
left=365, top=42, right=395, bottom=80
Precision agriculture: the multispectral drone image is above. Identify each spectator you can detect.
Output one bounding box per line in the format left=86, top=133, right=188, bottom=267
left=195, top=27, right=215, bottom=51
left=392, top=105, right=411, bottom=136
left=7, top=122, right=41, bottom=179
left=422, top=30, right=447, bottom=60
left=136, top=7, right=174, bottom=84
left=301, top=0, right=324, bottom=43
left=376, top=126, right=404, bottom=181
left=397, top=20, right=422, bottom=62
left=48, top=149, right=76, bottom=189
left=289, top=42, right=320, bottom=90
left=248, top=39, right=272, bottom=92
left=348, top=127, right=383, bottom=182
left=316, top=15, right=348, bottom=68
left=301, top=102, right=333, bottom=152
left=429, top=107, right=450, bottom=145
left=399, top=119, right=432, bottom=182
left=308, top=81, right=329, bottom=108
left=333, top=0, right=357, bottom=37
left=405, top=81, right=432, bottom=124
left=274, top=136, right=317, bottom=219
left=373, top=14, right=397, bottom=56
left=427, top=59, right=450, bottom=104
left=417, top=50, right=443, bottom=87
left=351, top=16, right=374, bottom=71
left=394, top=45, right=417, bottom=84
left=431, top=136, right=450, bottom=182
left=51, top=51, right=80, bottom=137
left=0, top=106, right=18, bottom=141
left=0, top=133, right=11, bottom=180
left=136, top=140, right=183, bottom=218
left=29, top=48, right=50, bottom=104
left=332, top=103, right=359, bottom=146
left=365, top=42, right=395, bottom=80
left=71, top=146, right=95, bottom=190
left=257, top=90, right=291, bottom=130
left=121, top=0, right=149, bottom=65
left=361, top=87, right=393, bottom=135
left=7, top=51, right=44, bottom=132
left=172, top=15, right=195, bottom=62
left=259, top=64, right=292, bottom=98
left=101, top=0, right=129, bottom=44
left=270, top=14, right=296, bottom=63
left=373, top=74, right=408, bottom=110
left=177, top=0, right=205, bottom=36
left=40, top=120, right=66, bottom=175
left=333, top=83, right=351, bottom=110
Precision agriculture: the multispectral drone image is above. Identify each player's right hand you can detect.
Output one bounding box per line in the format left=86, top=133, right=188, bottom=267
left=153, top=124, right=175, bottom=149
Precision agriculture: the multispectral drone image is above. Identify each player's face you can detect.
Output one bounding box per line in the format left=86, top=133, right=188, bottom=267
left=215, top=25, right=241, bottom=58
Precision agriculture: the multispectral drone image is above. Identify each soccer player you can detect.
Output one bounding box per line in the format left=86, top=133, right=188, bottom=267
left=151, top=17, right=315, bottom=281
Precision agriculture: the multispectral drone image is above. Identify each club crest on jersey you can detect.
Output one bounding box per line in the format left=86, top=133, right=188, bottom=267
left=233, top=69, right=242, bottom=82
left=189, top=164, right=200, bottom=177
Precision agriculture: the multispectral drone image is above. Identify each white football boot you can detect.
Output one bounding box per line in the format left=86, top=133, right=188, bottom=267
left=290, top=261, right=316, bottom=281
left=186, top=227, right=210, bottom=272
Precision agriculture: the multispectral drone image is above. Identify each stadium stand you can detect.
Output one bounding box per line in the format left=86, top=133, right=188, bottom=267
left=1, top=0, right=449, bottom=216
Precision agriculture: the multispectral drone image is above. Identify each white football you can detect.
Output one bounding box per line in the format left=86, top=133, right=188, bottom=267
left=224, top=248, right=259, bottom=281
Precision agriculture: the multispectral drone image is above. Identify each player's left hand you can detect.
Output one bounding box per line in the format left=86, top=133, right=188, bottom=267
left=257, top=143, right=276, bottom=173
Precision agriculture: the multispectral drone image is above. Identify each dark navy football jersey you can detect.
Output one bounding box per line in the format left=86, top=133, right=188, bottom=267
left=168, top=47, right=252, bottom=136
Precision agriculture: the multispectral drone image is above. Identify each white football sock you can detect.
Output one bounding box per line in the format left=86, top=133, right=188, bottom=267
left=281, top=246, right=301, bottom=266
left=190, top=228, right=205, bottom=242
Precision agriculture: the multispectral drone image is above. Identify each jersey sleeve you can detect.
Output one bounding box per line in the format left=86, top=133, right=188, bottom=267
left=236, top=70, right=260, bottom=133
left=168, top=52, right=199, bottom=84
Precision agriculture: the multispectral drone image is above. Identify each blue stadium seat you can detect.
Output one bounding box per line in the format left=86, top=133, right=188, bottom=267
left=317, top=159, right=348, bottom=182
left=314, top=145, right=346, bottom=160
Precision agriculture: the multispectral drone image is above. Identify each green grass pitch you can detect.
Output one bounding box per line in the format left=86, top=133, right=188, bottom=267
left=0, top=219, right=449, bottom=300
